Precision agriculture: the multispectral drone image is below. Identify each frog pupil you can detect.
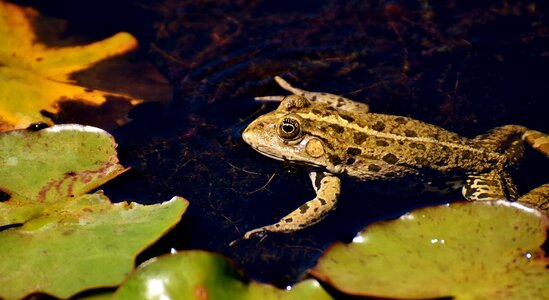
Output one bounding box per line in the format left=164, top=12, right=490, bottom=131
left=282, top=124, right=295, bottom=133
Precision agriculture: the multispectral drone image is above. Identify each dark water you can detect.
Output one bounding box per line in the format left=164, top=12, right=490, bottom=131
left=19, top=0, right=549, bottom=287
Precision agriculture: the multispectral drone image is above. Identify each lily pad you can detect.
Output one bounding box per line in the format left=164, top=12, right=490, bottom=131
left=0, top=1, right=141, bottom=130
left=114, top=250, right=333, bottom=300
left=0, top=124, right=127, bottom=226
left=310, top=200, right=549, bottom=299
left=0, top=125, right=188, bottom=299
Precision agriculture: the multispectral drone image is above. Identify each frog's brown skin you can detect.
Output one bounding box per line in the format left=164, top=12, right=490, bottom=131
left=240, top=76, right=549, bottom=239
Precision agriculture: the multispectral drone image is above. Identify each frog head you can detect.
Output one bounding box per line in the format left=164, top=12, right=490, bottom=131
left=242, top=95, right=346, bottom=173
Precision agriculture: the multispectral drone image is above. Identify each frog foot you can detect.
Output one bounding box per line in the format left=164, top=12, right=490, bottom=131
left=255, top=76, right=369, bottom=113
left=243, top=227, right=269, bottom=239
left=229, top=228, right=267, bottom=246
left=237, top=172, right=341, bottom=241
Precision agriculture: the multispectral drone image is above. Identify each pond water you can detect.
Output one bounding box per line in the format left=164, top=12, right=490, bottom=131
left=24, top=0, right=549, bottom=286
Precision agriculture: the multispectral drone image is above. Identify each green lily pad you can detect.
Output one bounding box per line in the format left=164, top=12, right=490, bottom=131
left=0, top=125, right=188, bottom=299
left=114, top=250, right=333, bottom=300
left=0, top=124, right=127, bottom=226
left=310, top=200, right=549, bottom=299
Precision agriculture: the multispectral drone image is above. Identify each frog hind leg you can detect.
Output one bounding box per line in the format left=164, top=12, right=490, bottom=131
left=242, top=171, right=341, bottom=239
left=462, top=170, right=519, bottom=201
left=474, top=125, right=549, bottom=164
left=517, top=183, right=549, bottom=211
left=255, top=76, right=370, bottom=113
left=469, top=126, right=549, bottom=210
left=473, top=125, right=527, bottom=170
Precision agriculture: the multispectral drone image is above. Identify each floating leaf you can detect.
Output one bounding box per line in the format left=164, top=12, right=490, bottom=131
left=0, top=1, right=141, bottom=130
left=310, top=201, right=549, bottom=299
left=0, top=124, right=127, bottom=226
left=0, top=125, right=188, bottom=299
left=114, top=250, right=333, bottom=300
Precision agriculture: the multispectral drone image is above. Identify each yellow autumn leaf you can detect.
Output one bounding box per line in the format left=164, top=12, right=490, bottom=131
left=0, top=1, right=142, bottom=130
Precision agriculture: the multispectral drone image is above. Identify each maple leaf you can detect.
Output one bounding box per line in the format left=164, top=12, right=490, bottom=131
left=0, top=1, right=142, bottom=130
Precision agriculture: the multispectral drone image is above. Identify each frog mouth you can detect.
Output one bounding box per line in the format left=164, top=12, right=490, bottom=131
left=254, top=146, right=325, bottom=169
left=254, top=147, right=284, bottom=161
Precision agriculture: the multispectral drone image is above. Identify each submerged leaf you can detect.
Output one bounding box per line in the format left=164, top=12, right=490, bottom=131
left=0, top=125, right=188, bottom=299
left=311, top=200, right=549, bottom=299
left=0, top=1, right=141, bottom=130
left=114, top=250, right=332, bottom=300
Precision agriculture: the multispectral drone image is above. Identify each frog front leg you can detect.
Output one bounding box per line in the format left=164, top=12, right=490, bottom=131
left=242, top=171, right=341, bottom=239
left=255, top=76, right=370, bottom=113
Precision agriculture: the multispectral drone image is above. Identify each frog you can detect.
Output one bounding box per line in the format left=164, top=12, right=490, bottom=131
left=240, top=76, right=549, bottom=239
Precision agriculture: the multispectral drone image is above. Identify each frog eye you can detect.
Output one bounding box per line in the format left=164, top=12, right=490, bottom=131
left=278, top=117, right=301, bottom=140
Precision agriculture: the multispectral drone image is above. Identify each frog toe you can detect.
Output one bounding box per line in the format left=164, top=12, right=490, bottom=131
left=254, top=95, right=285, bottom=102
left=243, top=226, right=269, bottom=240
left=523, top=130, right=549, bottom=158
